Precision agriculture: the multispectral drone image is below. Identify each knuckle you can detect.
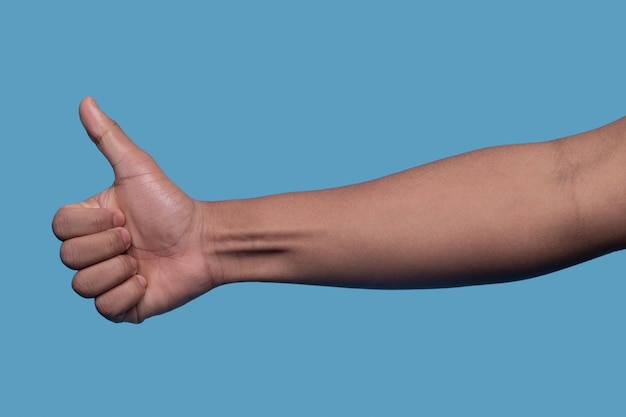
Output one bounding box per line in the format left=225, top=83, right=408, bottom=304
left=99, top=120, right=120, bottom=145
left=106, top=231, right=118, bottom=253
left=72, top=271, right=94, bottom=298
left=52, top=208, right=70, bottom=240
left=92, top=214, right=105, bottom=234
left=117, top=255, right=136, bottom=276
left=109, top=228, right=129, bottom=253
left=95, top=295, right=123, bottom=323
left=60, top=241, right=79, bottom=269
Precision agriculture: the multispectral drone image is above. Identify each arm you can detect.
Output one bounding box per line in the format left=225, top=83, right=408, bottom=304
left=53, top=98, right=626, bottom=323
left=209, top=126, right=626, bottom=289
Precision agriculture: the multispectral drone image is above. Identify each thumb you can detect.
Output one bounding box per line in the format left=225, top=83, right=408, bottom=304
left=79, top=97, right=143, bottom=169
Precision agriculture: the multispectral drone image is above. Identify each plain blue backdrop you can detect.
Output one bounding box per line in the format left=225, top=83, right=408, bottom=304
left=1, top=1, right=625, bottom=415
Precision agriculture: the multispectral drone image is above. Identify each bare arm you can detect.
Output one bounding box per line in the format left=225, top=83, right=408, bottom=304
left=208, top=123, right=626, bottom=289
left=53, top=98, right=626, bottom=322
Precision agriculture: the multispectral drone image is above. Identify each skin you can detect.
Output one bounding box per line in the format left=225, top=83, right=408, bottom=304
left=53, top=97, right=626, bottom=323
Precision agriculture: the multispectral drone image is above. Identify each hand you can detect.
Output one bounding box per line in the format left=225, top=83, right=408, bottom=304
left=53, top=97, right=215, bottom=323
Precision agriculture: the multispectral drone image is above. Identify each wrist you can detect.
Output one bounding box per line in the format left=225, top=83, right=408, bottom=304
left=197, top=200, right=229, bottom=288
left=199, top=197, right=308, bottom=288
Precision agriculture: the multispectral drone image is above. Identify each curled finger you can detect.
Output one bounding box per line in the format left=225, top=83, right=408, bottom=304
left=72, top=255, right=138, bottom=298
left=94, top=275, right=148, bottom=323
left=60, top=227, right=131, bottom=270
left=53, top=207, right=125, bottom=241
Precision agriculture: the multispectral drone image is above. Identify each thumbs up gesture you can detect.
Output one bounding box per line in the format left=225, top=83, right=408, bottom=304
left=53, top=98, right=215, bottom=323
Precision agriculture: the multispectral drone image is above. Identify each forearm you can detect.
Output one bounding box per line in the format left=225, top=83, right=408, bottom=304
left=205, top=118, right=626, bottom=289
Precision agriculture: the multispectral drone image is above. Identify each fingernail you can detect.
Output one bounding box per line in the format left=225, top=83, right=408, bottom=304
left=120, top=228, right=132, bottom=246
left=136, top=275, right=148, bottom=288
left=113, top=211, right=125, bottom=227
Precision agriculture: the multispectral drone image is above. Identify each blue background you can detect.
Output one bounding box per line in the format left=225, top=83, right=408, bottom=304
left=1, top=1, right=625, bottom=415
